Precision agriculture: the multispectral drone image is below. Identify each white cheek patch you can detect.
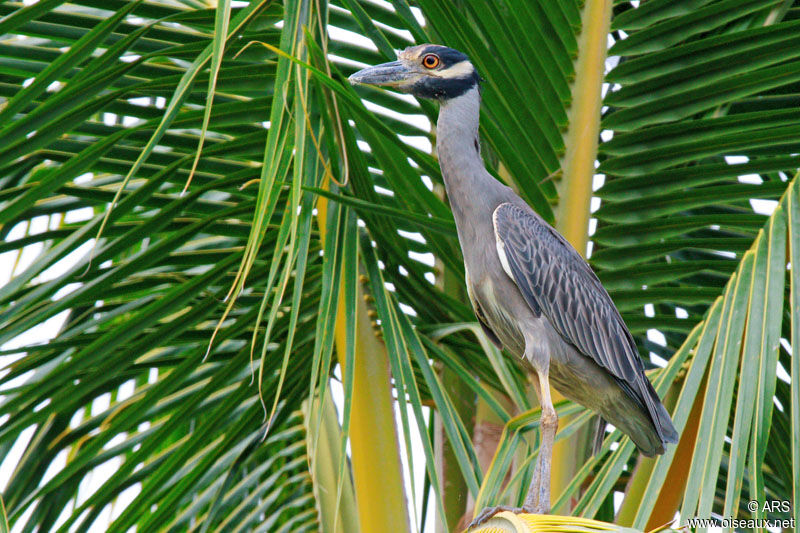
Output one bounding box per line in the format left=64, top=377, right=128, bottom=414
left=437, top=60, right=475, bottom=79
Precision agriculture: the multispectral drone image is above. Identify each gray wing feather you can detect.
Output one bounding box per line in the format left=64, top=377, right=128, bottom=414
left=492, top=203, right=642, bottom=383
left=492, top=203, right=677, bottom=444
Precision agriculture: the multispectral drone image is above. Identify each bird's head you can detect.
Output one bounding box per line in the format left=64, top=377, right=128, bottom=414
left=348, top=44, right=479, bottom=100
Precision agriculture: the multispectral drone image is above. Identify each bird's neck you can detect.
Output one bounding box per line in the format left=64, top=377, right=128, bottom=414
left=437, top=87, right=483, bottom=183
left=436, top=87, right=498, bottom=222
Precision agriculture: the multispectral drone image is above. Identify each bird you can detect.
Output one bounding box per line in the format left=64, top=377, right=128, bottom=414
left=348, top=44, right=679, bottom=525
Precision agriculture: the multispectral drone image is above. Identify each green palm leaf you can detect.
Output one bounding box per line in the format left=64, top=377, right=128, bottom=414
left=1, top=1, right=799, bottom=532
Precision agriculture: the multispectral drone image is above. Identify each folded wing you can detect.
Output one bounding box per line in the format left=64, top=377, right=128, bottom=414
left=492, top=202, right=677, bottom=444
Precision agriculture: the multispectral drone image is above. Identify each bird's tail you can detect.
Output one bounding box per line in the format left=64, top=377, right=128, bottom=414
left=644, top=378, right=678, bottom=440
left=609, top=376, right=678, bottom=457
left=636, top=378, right=678, bottom=456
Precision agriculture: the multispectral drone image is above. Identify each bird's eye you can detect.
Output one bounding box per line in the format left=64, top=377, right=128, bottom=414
left=422, top=54, right=440, bottom=69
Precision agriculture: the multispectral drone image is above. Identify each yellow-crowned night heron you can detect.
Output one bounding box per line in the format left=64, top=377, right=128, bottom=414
left=349, top=45, right=678, bottom=524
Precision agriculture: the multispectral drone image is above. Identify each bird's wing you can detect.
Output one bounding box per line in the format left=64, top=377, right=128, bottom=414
left=492, top=202, right=642, bottom=384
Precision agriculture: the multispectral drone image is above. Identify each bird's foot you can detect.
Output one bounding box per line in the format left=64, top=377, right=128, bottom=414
left=467, top=505, right=534, bottom=530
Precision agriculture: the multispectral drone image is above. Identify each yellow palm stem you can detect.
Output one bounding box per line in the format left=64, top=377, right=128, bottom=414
left=316, top=189, right=411, bottom=533
left=551, top=0, right=614, bottom=507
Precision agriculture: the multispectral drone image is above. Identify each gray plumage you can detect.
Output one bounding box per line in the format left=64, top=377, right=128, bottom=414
left=492, top=202, right=678, bottom=454
left=350, top=44, right=678, bottom=523
left=436, top=83, right=677, bottom=454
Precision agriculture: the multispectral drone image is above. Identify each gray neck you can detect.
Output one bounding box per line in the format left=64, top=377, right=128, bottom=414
left=436, top=87, right=500, bottom=228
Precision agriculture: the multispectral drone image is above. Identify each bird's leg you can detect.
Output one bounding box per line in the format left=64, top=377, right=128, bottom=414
left=468, top=369, right=559, bottom=529
left=524, top=367, right=558, bottom=514
left=524, top=374, right=544, bottom=511
left=524, top=450, right=543, bottom=511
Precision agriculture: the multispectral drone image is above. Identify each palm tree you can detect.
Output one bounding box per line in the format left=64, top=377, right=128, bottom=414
left=0, top=0, right=797, bottom=532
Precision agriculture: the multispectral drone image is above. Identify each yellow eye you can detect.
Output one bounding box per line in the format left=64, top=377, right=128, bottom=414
left=422, top=54, right=440, bottom=69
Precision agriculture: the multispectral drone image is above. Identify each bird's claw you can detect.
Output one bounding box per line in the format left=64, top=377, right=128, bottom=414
left=467, top=505, right=528, bottom=530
